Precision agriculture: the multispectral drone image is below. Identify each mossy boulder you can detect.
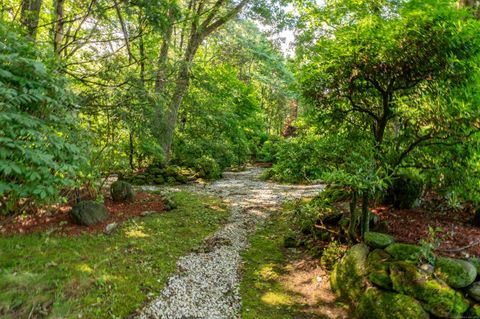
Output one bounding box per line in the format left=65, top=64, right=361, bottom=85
left=367, top=249, right=393, bottom=289
left=364, top=232, right=395, bottom=249
left=70, top=201, right=109, bottom=226
left=467, top=282, right=480, bottom=302
left=434, top=257, right=477, bottom=289
left=330, top=243, right=369, bottom=301
left=468, top=258, right=480, bottom=275
left=356, top=288, right=429, bottom=319
left=465, top=304, right=480, bottom=318
left=110, top=181, right=134, bottom=202
left=385, top=243, right=433, bottom=263
left=390, top=261, right=470, bottom=318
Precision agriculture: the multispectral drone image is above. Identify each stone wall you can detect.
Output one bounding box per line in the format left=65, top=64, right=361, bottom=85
left=331, top=232, right=480, bottom=318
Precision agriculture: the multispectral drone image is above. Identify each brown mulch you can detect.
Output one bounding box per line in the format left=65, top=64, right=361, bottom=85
left=372, top=205, right=480, bottom=259
left=0, top=192, right=165, bottom=236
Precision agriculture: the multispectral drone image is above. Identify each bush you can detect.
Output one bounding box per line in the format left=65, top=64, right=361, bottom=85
left=386, top=174, right=424, bottom=209
left=0, top=24, right=84, bottom=214
left=194, top=155, right=221, bottom=179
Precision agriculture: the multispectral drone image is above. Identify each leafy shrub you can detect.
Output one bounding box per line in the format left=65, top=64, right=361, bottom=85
left=0, top=24, right=85, bottom=214
left=194, top=155, right=221, bottom=179
left=321, top=241, right=346, bottom=270
left=386, top=174, right=424, bottom=209
left=267, top=134, right=326, bottom=183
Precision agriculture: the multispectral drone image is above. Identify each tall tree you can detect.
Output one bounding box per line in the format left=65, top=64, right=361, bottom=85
left=156, top=0, right=250, bottom=161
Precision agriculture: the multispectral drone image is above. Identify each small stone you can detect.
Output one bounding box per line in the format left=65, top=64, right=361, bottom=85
left=104, top=222, right=118, bottom=234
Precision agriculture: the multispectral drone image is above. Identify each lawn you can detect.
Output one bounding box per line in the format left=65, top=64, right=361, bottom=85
left=0, top=191, right=229, bottom=318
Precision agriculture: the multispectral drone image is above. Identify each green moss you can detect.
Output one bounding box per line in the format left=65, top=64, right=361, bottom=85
left=330, top=244, right=369, bottom=301
left=385, top=243, right=433, bottom=263
left=367, top=249, right=392, bottom=289
left=364, top=232, right=395, bottom=249
left=241, top=215, right=343, bottom=318
left=390, top=261, right=470, bottom=318
left=466, top=304, right=480, bottom=318
left=356, top=288, right=429, bottom=319
left=435, top=257, right=477, bottom=288
left=0, top=192, right=228, bottom=319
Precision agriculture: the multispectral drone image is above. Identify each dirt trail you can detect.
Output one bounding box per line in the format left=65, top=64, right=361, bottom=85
left=137, top=167, right=324, bottom=319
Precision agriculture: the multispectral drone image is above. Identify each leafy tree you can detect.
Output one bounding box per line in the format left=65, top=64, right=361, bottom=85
left=0, top=24, right=85, bottom=214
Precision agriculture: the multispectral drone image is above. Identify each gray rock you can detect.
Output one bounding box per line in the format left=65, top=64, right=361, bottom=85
left=111, top=181, right=134, bottom=202
left=70, top=201, right=109, bottom=226
left=467, top=282, right=480, bottom=302
left=104, top=222, right=118, bottom=234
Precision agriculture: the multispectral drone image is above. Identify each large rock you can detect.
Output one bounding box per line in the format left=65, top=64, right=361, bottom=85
left=70, top=201, right=109, bottom=226
left=110, top=181, right=134, bottom=202
left=356, top=288, right=429, bottom=319
left=385, top=243, right=434, bottom=263
left=465, top=304, right=480, bottom=318
left=330, top=243, right=369, bottom=301
left=434, top=257, right=477, bottom=289
left=467, top=282, right=480, bottom=302
left=364, top=232, right=395, bottom=249
left=367, top=249, right=392, bottom=289
left=390, top=261, right=470, bottom=318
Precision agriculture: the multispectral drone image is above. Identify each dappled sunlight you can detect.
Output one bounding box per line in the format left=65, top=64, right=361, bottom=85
left=76, top=263, right=93, bottom=273
left=125, top=225, right=150, bottom=238
left=261, top=291, right=294, bottom=306
left=256, top=264, right=280, bottom=280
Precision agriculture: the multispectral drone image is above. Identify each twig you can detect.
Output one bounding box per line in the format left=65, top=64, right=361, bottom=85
left=437, top=240, right=480, bottom=253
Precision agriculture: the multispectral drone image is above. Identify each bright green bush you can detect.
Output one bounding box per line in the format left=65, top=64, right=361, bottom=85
left=0, top=24, right=85, bottom=214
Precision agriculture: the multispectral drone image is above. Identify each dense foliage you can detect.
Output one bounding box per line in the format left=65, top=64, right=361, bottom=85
left=0, top=24, right=85, bottom=213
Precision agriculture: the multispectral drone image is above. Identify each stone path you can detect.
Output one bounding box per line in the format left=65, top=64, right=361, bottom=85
left=137, top=168, right=324, bottom=319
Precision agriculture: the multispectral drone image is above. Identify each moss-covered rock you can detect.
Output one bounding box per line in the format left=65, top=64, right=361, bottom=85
left=364, top=232, right=395, bottom=249
left=385, top=243, right=433, bottom=263
left=355, top=288, right=429, bottom=319
left=465, top=304, right=480, bottom=318
left=330, top=243, right=369, bottom=301
left=468, top=258, right=480, bottom=275
left=467, top=282, right=480, bottom=302
left=367, top=249, right=392, bottom=289
left=434, top=257, right=477, bottom=289
left=390, top=261, right=470, bottom=318
left=110, top=181, right=134, bottom=202
left=70, top=201, right=109, bottom=226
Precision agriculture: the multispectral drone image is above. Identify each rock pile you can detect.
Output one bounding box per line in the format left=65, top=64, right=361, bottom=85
left=331, top=232, right=480, bottom=318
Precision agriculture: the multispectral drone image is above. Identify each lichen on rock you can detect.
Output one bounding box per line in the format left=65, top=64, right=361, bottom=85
left=330, top=243, right=369, bottom=301
left=434, top=257, right=477, bottom=289
left=364, top=232, right=395, bottom=249
left=390, top=261, right=469, bottom=318
left=355, top=288, right=429, bottom=319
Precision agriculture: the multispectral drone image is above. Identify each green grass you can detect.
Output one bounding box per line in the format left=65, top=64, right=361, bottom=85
left=0, top=191, right=229, bottom=319
left=241, top=214, right=319, bottom=319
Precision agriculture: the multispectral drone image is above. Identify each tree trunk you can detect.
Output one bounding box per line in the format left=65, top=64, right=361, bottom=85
left=129, top=130, right=135, bottom=170
left=21, top=0, right=43, bottom=39
left=154, top=11, right=174, bottom=94
left=348, top=190, right=358, bottom=240
left=360, top=192, right=370, bottom=237
left=53, top=0, right=65, bottom=56
left=161, top=34, right=201, bottom=160
left=459, top=0, right=480, bottom=18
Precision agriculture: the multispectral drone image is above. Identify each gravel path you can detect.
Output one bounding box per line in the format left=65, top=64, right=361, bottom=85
left=137, top=167, right=324, bottom=319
